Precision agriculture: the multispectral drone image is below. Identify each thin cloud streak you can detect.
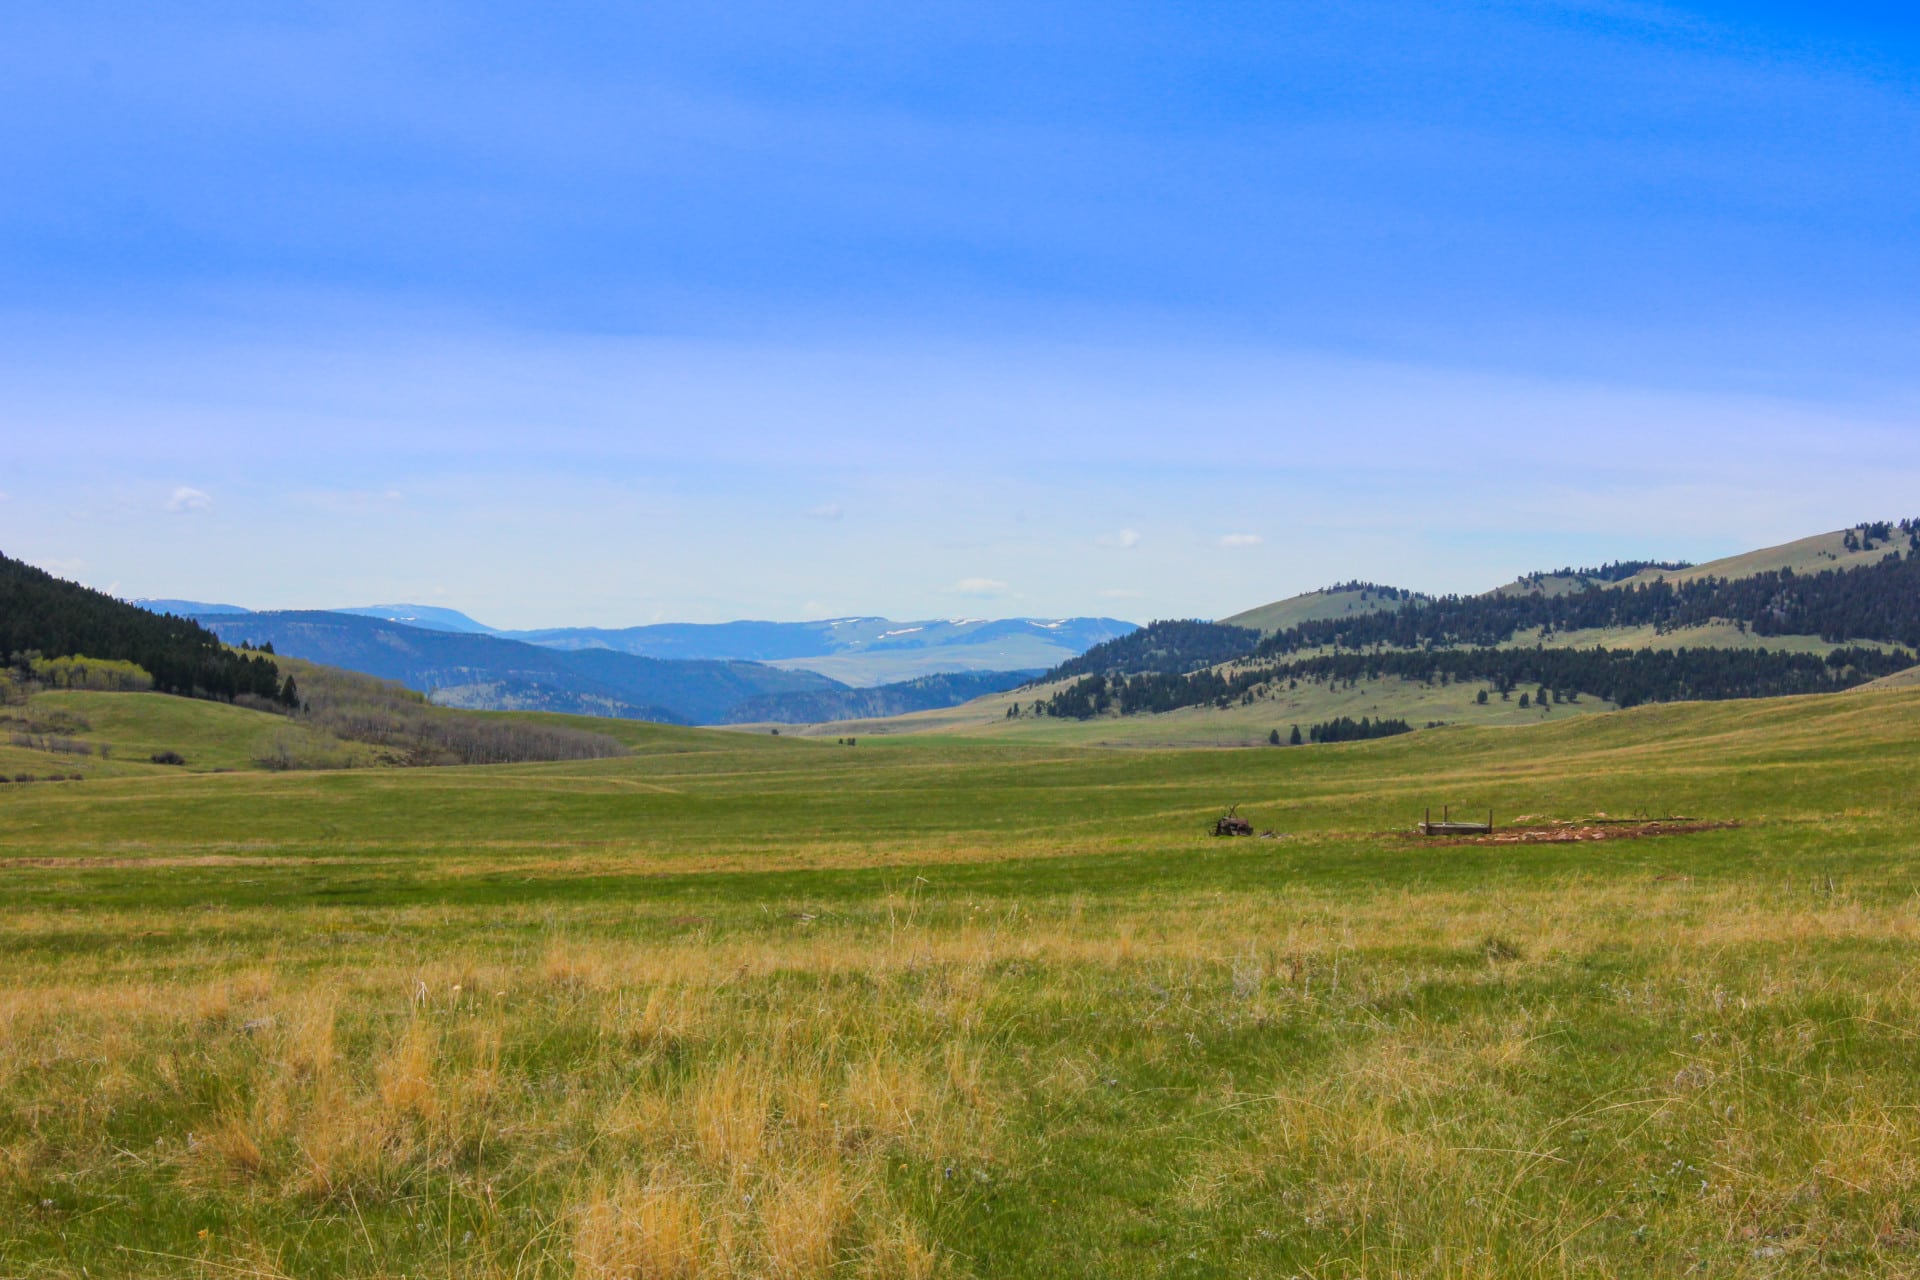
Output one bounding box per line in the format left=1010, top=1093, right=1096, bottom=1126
left=165, top=486, right=212, bottom=513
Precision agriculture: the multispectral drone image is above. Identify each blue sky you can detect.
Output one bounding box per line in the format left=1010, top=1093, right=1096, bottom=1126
left=4, top=2, right=1919, bottom=626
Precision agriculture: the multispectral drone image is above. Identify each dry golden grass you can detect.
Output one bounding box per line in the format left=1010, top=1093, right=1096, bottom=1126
left=5, top=873, right=1917, bottom=1275
left=10, top=691, right=1920, bottom=1275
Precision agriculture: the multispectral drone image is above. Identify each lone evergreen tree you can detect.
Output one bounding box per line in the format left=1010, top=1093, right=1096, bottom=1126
left=1268, top=728, right=1280, bottom=745
left=1289, top=724, right=1303, bottom=745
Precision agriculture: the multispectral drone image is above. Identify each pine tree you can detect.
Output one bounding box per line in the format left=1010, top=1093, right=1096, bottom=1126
left=1289, top=724, right=1303, bottom=745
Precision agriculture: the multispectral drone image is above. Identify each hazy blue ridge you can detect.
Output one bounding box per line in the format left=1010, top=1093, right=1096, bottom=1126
left=506, top=619, right=887, bottom=661
left=331, top=604, right=500, bottom=634
left=721, top=669, right=1045, bottom=725
left=133, top=598, right=254, bottom=616
left=502, top=616, right=1138, bottom=660
left=161, top=605, right=1136, bottom=662
left=189, top=610, right=843, bottom=725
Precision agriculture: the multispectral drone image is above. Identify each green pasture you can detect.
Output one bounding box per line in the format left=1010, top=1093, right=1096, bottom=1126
left=4, top=687, right=1920, bottom=1277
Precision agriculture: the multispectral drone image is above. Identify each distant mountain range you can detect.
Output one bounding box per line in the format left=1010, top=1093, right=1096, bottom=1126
left=726, top=669, right=1045, bottom=726
left=131, top=600, right=1127, bottom=725
left=140, top=600, right=1136, bottom=688
left=181, top=610, right=839, bottom=724
left=333, top=604, right=498, bottom=634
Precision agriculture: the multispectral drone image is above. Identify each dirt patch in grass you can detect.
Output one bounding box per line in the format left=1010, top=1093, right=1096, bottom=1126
left=1413, top=819, right=1741, bottom=846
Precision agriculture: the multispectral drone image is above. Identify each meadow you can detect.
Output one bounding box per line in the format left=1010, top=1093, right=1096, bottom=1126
left=4, top=687, right=1920, bottom=1277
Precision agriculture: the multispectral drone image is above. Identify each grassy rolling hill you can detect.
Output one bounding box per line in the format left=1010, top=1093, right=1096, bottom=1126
left=1622, top=527, right=1905, bottom=586
left=1508, top=620, right=1892, bottom=654
left=1219, top=583, right=1420, bottom=633
left=752, top=671, right=1611, bottom=746
left=0, top=688, right=388, bottom=777
left=1858, top=663, right=1920, bottom=692
left=6, top=688, right=1920, bottom=1274
left=0, top=665, right=638, bottom=779
left=1493, top=527, right=1908, bottom=597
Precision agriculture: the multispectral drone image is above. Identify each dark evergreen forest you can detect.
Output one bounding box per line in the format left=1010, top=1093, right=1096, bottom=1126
left=1523, top=559, right=1692, bottom=585
left=1039, top=524, right=1920, bottom=723
left=1047, top=619, right=1260, bottom=679
left=1258, top=543, right=1920, bottom=657
left=1039, top=645, right=1912, bottom=720
left=0, top=553, right=290, bottom=703
left=1307, top=715, right=1413, bottom=744
left=1049, top=523, right=1920, bottom=705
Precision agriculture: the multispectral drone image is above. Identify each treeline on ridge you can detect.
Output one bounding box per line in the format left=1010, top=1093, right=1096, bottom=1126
left=1320, top=581, right=1425, bottom=601
left=1261, top=542, right=1920, bottom=656
left=1036, top=645, right=1912, bottom=719
left=1521, top=559, right=1693, bottom=585
left=0, top=552, right=290, bottom=704
left=1047, top=619, right=1260, bottom=680
left=1047, top=522, right=1920, bottom=694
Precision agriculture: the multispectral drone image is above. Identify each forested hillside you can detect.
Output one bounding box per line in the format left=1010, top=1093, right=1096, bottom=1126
left=1038, top=646, right=1912, bottom=719
left=1258, top=537, right=1920, bottom=656
left=1048, top=620, right=1259, bottom=679
left=1, top=553, right=289, bottom=703
left=1038, top=521, right=1920, bottom=726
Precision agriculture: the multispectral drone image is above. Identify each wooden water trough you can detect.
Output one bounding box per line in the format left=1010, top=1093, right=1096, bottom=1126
left=1419, top=806, right=1493, bottom=837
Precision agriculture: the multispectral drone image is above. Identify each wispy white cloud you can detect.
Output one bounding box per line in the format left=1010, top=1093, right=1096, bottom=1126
left=1099, top=528, right=1141, bottom=549
left=947, top=576, right=1009, bottom=596
left=1100, top=587, right=1144, bottom=598
left=805, top=502, right=844, bottom=520
left=166, top=486, right=213, bottom=513
left=1218, top=532, right=1263, bottom=548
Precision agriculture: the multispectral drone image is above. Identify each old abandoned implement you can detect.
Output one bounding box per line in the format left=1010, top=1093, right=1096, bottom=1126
left=1212, top=805, right=1255, bottom=837
left=1419, top=805, right=1493, bottom=836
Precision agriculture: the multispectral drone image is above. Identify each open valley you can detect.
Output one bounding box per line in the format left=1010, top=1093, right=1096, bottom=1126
left=7, top=682, right=1920, bottom=1276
